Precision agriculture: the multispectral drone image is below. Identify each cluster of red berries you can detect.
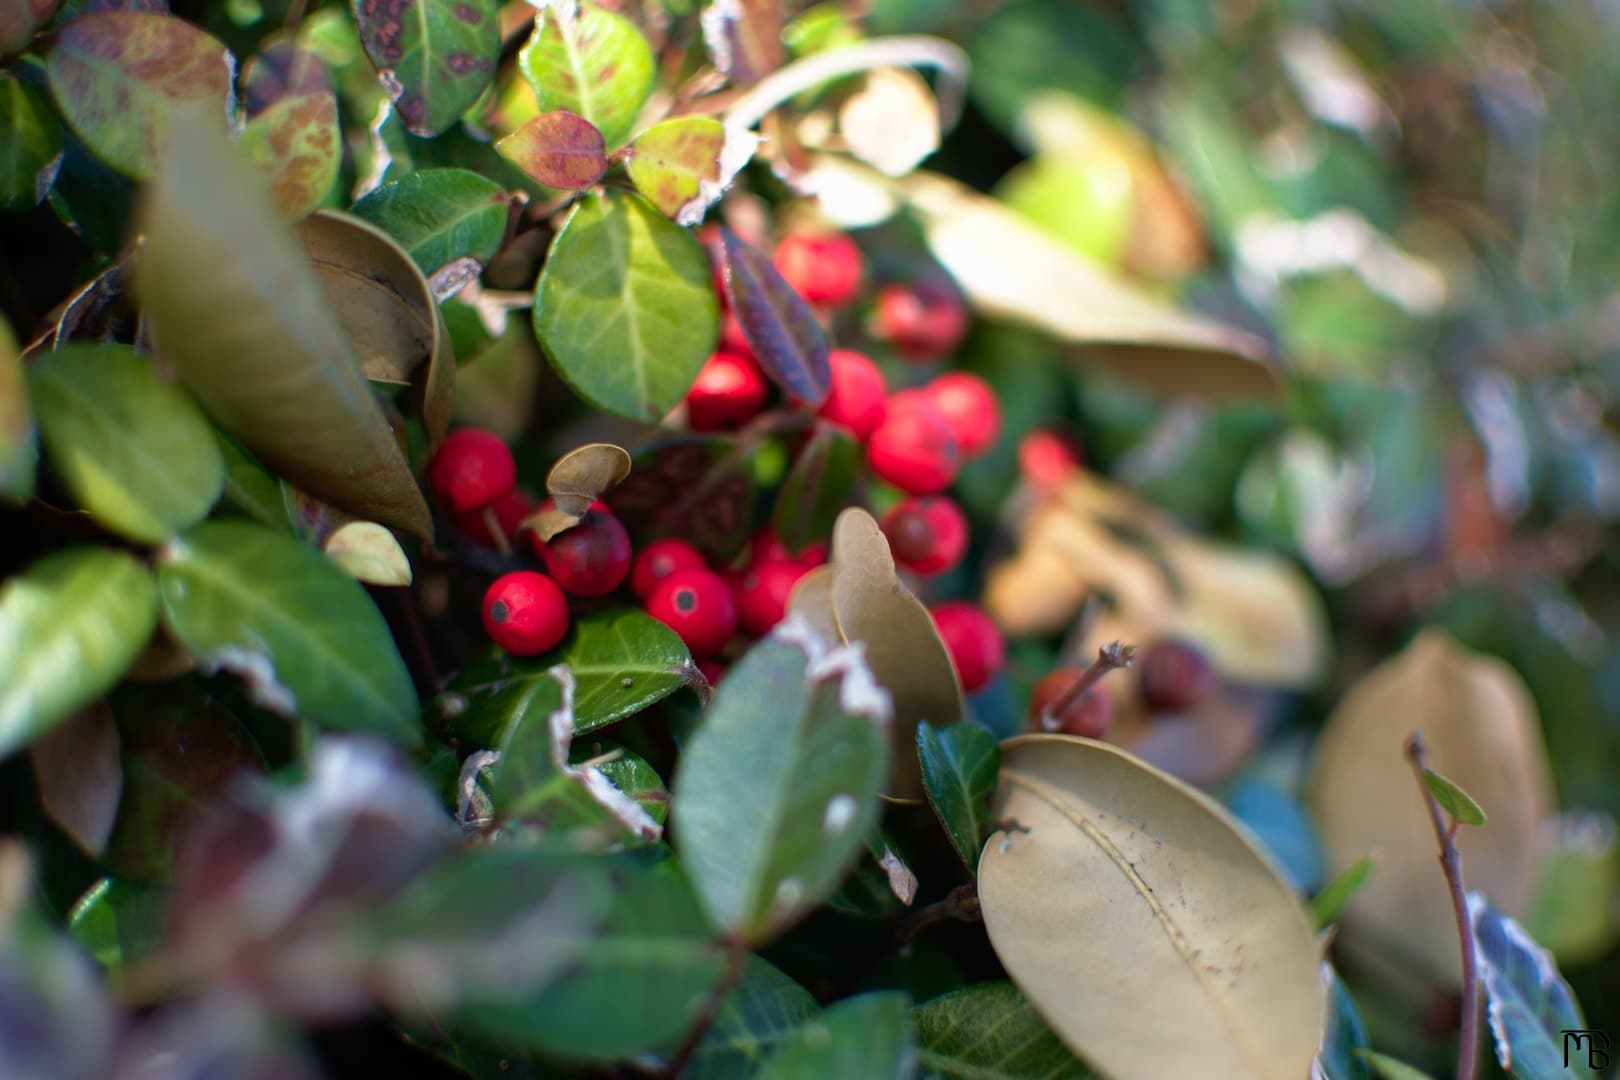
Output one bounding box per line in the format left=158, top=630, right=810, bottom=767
left=1028, top=639, right=1216, bottom=739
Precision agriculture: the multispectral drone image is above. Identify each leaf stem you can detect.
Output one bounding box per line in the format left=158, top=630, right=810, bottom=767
left=662, top=942, right=748, bottom=1078
left=1038, top=641, right=1136, bottom=731
left=895, top=883, right=981, bottom=944
left=1403, top=731, right=1481, bottom=1080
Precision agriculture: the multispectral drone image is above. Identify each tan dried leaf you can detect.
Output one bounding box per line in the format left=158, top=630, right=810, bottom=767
left=839, top=68, right=939, bottom=178
left=326, top=521, right=413, bottom=587
left=546, top=442, right=632, bottom=517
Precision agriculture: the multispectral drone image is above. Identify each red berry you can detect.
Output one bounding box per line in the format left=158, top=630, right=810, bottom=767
left=631, top=538, right=707, bottom=601
left=930, top=602, right=1005, bottom=694
left=719, top=312, right=752, bottom=357
left=482, top=571, right=569, bottom=656
left=867, top=392, right=962, bottom=495
left=697, top=657, right=727, bottom=687
left=748, top=527, right=827, bottom=570
left=1028, top=667, right=1114, bottom=738
left=687, top=351, right=769, bottom=431
left=871, top=279, right=969, bottom=362
left=536, top=507, right=633, bottom=597
left=881, top=495, right=968, bottom=576
left=454, top=488, right=536, bottom=549
left=924, top=373, right=1001, bottom=459
left=428, top=428, right=516, bottom=513
left=647, top=568, right=738, bottom=658
left=733, top=559, right=812, bottom=637
left=815, top=349, right=888, bottom=441
left=1138, top=639, right=1216, bottom=714
left=773, top=232, right=864, bottom=307
left=1018, top=429, right=1084, bottom=491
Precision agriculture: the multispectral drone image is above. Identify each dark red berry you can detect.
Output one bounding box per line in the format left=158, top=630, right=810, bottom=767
left=631, top=538, right=707, bottom=601
left=536, top=507, right=633, bottom=597
left=881, top=495, right=968, bottom=576
left=429, top=428, right=516, bottom=513
left=871, top=279, right=968, bottom=362
left=924, top=372, right=1001, bottom=459
left=733, top=558, right=813, bottom=637
left=647, top=567, right=738, bottom=658
left=748, top=527, right=827, bottom=570
left=930, top=602, right=1005, bottom=694
left=697, top=657, right=727, bottom=687
left=454, top=488, right=535, bottom=549
left=483, top=571, right=569, bottom=656
left=867, top=391, right=962, bottom=495
left=687, top=351, right=769, bottom=431
left=773, top=232, right=863, bottom=307
left=719, top=312, right=752, bottom=357
left=815, top=349, right=887, bottom=441
left=1138, top=639, right=1216, bottom=714
left=1028, top=667, right=1115, bottom=738
left=1018, top=429, right=1083, bottom=491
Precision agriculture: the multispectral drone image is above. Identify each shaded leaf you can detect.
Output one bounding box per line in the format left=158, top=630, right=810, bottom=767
left=325, top=521, right=412, bottom=586
left=46, top=11, right=233, bottom=180
left=29, top=343, right=224, bottom=543
left=352, top=0, right=498, bottom=137
left=773, top=423, right=859, bottom=556
left=700, top=0, right=783, bottom=86
left=0, top=315, right=35, bottom=500
left=0, top=72, right=64, bottom=211
left=28, top=703, right=121, bottom=857
left=157, top=521, right=421, bottom=744
left=534, top=190, right=719, bottom=422
left=1522, top=812, right=1620, bottom=966
left=606, top=433, right=758, bottom=563
left=496, top=110, right=607, bottom=190
left=912, top=982, right=1090, bottom=1080
left=1469, top=892, right=1595, bottom=1080
left=238, top=90, right=340, bottom=219
left=215, top=431, right=289, bottom=529
left=1319, top=965, right=1372, bottom=1080
left=689, top=957, right=820, bottom=1080
left=1422, top=768, right=1487, bottom=827
left=1356, top=1051, right=1438, bottom=1080
left=517, top=0, right=655, bottom=149
left=1225, top=778, right=1325, bottom=893
left=759, top=991, right=916, bottom=1079
left=0, top=548, right=157, bottom=761
left=0, top=0, right=57, bottom=54
left=242, top=38, right=334, bottom=118
left=1310, top=854, right=1377, bottom=931
left=351, top=166, right=508, bottom=276
left=66, top=877, right=166, bottom=975
left=673, top=617, right=893, bottom=942
left=916, top=720, right=999, bottom=870
left=718, top=226, right=830, bottom=405
left=978, top=735, right=1325, bottom=1080
left=135, top=117, right=431, bottom=538
left=626, top=115, right=757, bottom=225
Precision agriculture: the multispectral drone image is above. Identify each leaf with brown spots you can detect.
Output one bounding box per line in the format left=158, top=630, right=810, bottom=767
left=239, top=90, right=340, bottom=219
left=626, top=116, right=758, bottom=226
left=517, top=0, right=655, bottom=149
left=46, top=11, right=234, bottom=180
left=242, top=39, right=334, bottom=119
left=352, top=0, right=498, bottom=138
left=495, top=110, right=607, bottom=191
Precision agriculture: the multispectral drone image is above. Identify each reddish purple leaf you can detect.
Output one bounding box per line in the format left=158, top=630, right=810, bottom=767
left=242, top=39, right=334, bottom=119
left=495, top=110, right=607, bottom=191
left=700, top=0, right=783, bottom=86
left=717, top=226, right=830, bottom=405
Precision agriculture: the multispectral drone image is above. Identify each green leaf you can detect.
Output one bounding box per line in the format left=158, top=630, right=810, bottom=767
left=1311, top=854, right=1378, bottom=930
left=1469, top=892, right=1596, bottom=1080
left=533, top=190, right=719, bottom=422
left=46, top=12, right=234, bottom=180
left=718, top=226, right=830, bottom=405
left=0, top=72, right=64, bottom=211
left=496, top=110, right=607, bottom=190
left=1319, top=967, right=1372, bottom=1080
left=912, top=982, right=1090, bottom=1079
left=773, top=424, right=860, bottom=557
left=239, top=90, right=340, bottom=219
left=0, top=315, right=35, bottom=500
left=626, top=116, right=755, bottom=225
left=1522, top=812, right=1620, bottom=966
left=1422, top=767, right=1487, bottom=827
left=916, top=720, right=1000, bottom=870
left=156, top=521, right=420, bottom=744
left=1355, top=1050, right=1438, bottom=1080
left=607, top=433, right=760, bottom=564
left=351, top=0, right=498, bottom=137
left=134, top=114, right=432, bottom=539
left=672, top=620, right=893, bottom=942
left=447, top=608, right=695, bottom=748
left=759, top=991, right=917, bottom=1079
left=0, top=547, right=158, bottom=761
left=29, top=344, right=224, bottom=544
left=66, top=877, right=167, bottom=975
left=216, top=431, right=290, bottom=529
left=689, top=957, right=820, bottom=1079
left=351, top=167, right=508, bottom=276
left=517, top=1, right=655, bottom=149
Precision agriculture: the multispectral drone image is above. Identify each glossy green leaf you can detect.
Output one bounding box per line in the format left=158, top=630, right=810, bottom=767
left=759, top=991, right=917, bottom=1079
left=0, top=316, right=34, bottom=500
left=1422, top=767, right=1487, bottom=827
left=447, top=608, right=696, bottom=748
left=517, top=1, right=655, bottom=149
left=1319, top=967, right=1372, bottom=1080
left=134, top=115, right=432, bottom=538
left=0, top=72, right=64, bottom=210
left=533, top=190, right=719, bottom=422
left=718, top=227, right=830, bottom=405
left=1469, top=892, right=1595, bottom=1080
left=0, top=548, right=158, bottom=761
left=913, top=983, right=1090, bottom=1080
left=29, top=344, right=224, bottom=544
left=916, top=719, right=1000, bottom=870
left=673, top=620, right=893, bottom=942
left=607, top=433, right=759, bottom=564
left=626, top=116, right=755, bottom=225
left=774, top=423, right=860, bottom=559
left=239, top=90, right=340, bottom=219
left=1310, top=854, right=1378, bottom=930
left=350, top=166, right=508, bottom=275
left=157, top=521, right=420, bottom=744
left=66, top=877, right=167, bottom=975
left=46, top=12, right=234, bottom=180
left=496, top=110, right=607, bottom=190
left=351, top=0, right=499, bottom=137
left=689, top=957, right=820, bottom=1079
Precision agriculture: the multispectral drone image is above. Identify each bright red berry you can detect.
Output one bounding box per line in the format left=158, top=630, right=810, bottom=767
left=867, top=392, right=962, bottom=495
left=631, top=538, right=707, bottom=601
left=455, top=489, right=536, bottom=549
left=924, top=373, right=1001, bottom=459
left=773, top=232, right=864, bottom=307
left=1028, top=667, right=1114, bottom=738
left=1138, top=639, right=1216, bottom=714
left=881, top=496, right=968, bottom=576
left=871, top=279, right=969, bottom=362
left=647, top=567, right=738, bottom=658
left=687, top=351, right=769, bottom=431
left=536, top=507, right=633, bottom=597
left=930, top=602, right=1005, bottom=694
left=748, top=527, right=827, bottom=570
left=482, top=571, right=570, bottom=656
left=428, top=428, right=516, bottom=513
left=733, top=558, right=813, bottom=637
left=1018, top=429, right=1084, bottom=491
left=815, top=349, right=888, bottom=441
left=719, top=312, right=752, bottom=356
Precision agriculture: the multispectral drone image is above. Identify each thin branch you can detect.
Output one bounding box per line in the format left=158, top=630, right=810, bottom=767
left=895, top=883, right=980, bottom=945
left=1038, top=641, right=1135, bottom=731
left=662, top=942, right=748, bottom=1078
left=1404, top=732, right=1481, bottom=1080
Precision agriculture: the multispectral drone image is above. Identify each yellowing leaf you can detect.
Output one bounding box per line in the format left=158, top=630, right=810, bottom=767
left=626, top=116, right=757, bottom=225
left=239, top=90, right=339, bottom=219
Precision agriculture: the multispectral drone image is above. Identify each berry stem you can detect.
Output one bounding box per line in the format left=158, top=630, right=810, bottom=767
left=1040, top=641, right=1135, bottom=731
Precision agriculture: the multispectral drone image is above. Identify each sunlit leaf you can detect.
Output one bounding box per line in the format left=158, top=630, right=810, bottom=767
left=916, top=720, right=999, bottom=870
left=517, top=0, right=655, bottom=149
left=351, top=166, right=508, bottom=276
left=700, top=0, right=782, bottom=86
left=912, top=982, right=1090, bottom=1079
left=496, top=110, right=607, bottom=190
left=626, top=116, right=757, bottom=225
left=718, top=226, right=830, bottom=405
left=239, top=90, right=340, bottom=219
left=0, top=72, right=64, bottom=210
left=840, top=68, right=939, bottom=178
left=351, top=0, right=498, bottom=137
left=66, top=877, right=167, bottom=976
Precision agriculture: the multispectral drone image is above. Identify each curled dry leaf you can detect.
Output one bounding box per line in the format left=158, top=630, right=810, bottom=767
left=979, top=735, right=1325, bottom=1080
left=838, top=68, right=940, bottom=178
left=28, top=702, right=122, bottom=857
left=1307, top=629, right=1554, bottom=983
left=526, top=442, right=631, bottom=540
